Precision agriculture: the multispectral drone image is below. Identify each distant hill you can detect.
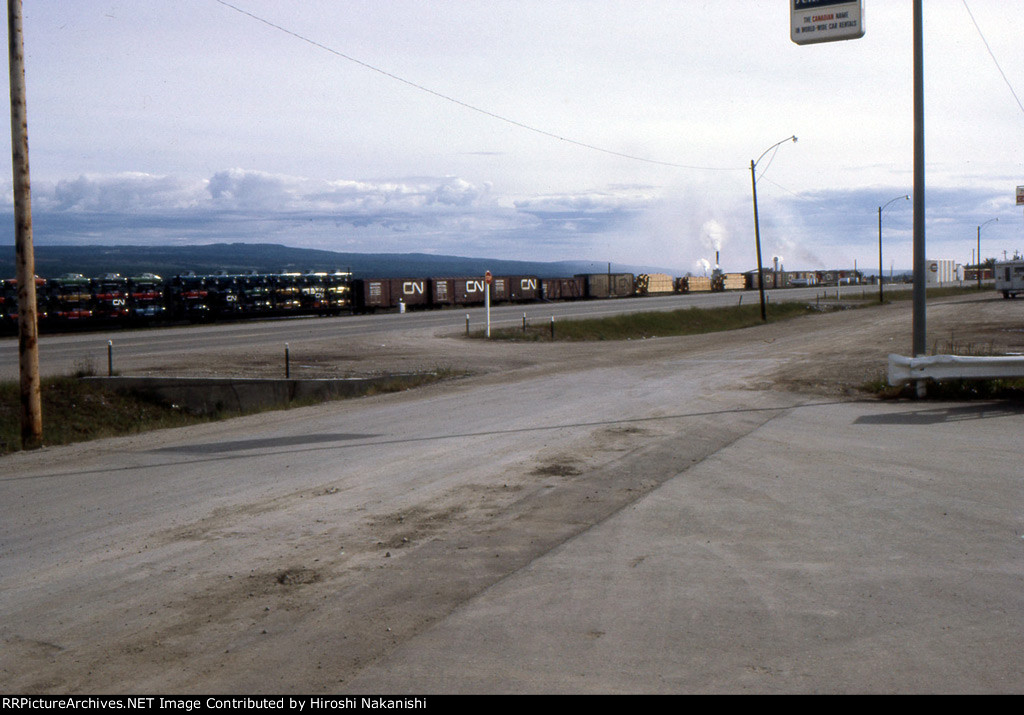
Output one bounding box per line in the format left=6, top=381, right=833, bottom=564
left=0, top=243, right=680, bottom=279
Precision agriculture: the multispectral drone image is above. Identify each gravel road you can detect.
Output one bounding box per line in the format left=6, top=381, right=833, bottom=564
left=1, top=292, right=1021, bottom=693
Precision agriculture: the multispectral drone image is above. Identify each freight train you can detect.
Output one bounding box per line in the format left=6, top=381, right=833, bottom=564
left=0, top=268, right=749, bottom=333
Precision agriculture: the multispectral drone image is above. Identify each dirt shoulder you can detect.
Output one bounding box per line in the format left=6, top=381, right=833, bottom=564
left=762, top=292, right=1024, bottom=396
left=2, top=290, right=1021, bottom=694
left=181, top=291, right=1024, bottom=400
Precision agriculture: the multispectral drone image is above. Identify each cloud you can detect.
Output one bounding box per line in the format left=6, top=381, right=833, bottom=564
left=1, top=169, right=1017, bottom=271
left=206, top=170, right=492, bottom=214
left=604, top=177, right=753, bottom=273
left=207, top=169, right=292, bottom=209
left=513, top=189, right=655, bottom=216
left=44, top=173, right=207, bottom=213
left=762, top=184, right=1019, bottom=269
left=0, top=169, right=629, bottom=260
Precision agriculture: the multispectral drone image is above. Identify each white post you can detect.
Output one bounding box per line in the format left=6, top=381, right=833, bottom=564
left=485, top=282, right=491, bottom=338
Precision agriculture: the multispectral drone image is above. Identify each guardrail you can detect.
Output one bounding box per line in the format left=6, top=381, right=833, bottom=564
left=888, top=353, right=1024, bottom=385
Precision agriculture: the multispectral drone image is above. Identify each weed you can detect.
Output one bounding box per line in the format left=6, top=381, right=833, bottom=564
left=477, top=302, right=822, bottom=342
left=0, top=368, right=460, bottom=455
left=71, top=357, right=97, bottom=378
left=862, top=374, right=1024, bottom=401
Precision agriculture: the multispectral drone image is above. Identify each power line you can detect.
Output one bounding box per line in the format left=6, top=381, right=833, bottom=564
left=961, top=0, right=1024, bottom=118
left=212, top=0, right=743, bottom=172
left=760, top=176, right=803, bottom=199
left=756, top=144, right=783, bottom=181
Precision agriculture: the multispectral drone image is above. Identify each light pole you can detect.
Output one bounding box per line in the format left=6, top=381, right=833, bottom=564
left=878, top=194, right=909, bottom=303
left=750, top=135, right=797, bottom=322
left=911, top=0, right=926, bottom=360
left=977, top=218, right=997, bottom=289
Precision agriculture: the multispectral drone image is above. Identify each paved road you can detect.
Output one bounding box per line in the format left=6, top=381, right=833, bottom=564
left=0, top=295, right=1019, bottom=694
left=344, top=398, right=1024, bottom=694
left=0, top=285, right=853, bottom=380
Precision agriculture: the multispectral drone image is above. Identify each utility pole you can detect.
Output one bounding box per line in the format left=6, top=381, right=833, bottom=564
left=750, top=136, right=797, bottom=323
left=879, top=195, right=909, bottom=304
left=750, top=159, right=767, bottom=322
left=911, top=0, right=926, bottom=359
left=879, top=206, right=885, bottom=303
left=977, top=218, right=997, bottom=290
left=7, top=0, right=42, bottom=449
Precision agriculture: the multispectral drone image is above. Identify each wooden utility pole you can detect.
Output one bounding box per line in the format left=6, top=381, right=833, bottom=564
left=7, top=0, right=42, bottom=449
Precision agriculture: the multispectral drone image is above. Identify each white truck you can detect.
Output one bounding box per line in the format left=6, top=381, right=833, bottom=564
left=994, top=259, right=1024, bottom=298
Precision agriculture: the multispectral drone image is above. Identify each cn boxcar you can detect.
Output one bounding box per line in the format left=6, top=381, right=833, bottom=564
left=391, top=278, right=430, bottom=308
left=541, top=277, right=585, bottom=301
left=354, top=277, right=430, bottom=311
left=452, top=277, right=490, bottom=305
left=576, top=273, right=636, bottom=299
left=507, top=275, right=541, bottom=302
left=353, top=278, right=391, bottom=312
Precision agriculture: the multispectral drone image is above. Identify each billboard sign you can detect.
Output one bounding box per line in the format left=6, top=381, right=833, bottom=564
left=792, top=0, right=864, bottom=45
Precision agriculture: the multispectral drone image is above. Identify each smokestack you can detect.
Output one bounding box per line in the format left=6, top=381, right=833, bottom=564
left=715, top=250, right=720, bottom=267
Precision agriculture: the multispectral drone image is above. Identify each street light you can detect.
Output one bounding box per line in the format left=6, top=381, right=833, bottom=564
left=878, top=194, right=909, bottom=303
left=750, top=135, right=797, bottom=321
left=977, top=218, right=998, bottom=289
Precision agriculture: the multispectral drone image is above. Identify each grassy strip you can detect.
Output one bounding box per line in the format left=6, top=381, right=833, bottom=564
left=0, top=376, right=207, bottom=454
left=360, top=369, right=456, bottom=396
left=863, top=376, right=1024, bottom=401
left=481, top=301, right=829, bottom=342
left=0, top=370, right=455, bottom=455
left=878, top=284, right=990, bottom=301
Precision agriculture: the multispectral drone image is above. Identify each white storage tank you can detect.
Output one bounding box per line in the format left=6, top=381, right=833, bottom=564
left=925, top=259, right=958, bottom=284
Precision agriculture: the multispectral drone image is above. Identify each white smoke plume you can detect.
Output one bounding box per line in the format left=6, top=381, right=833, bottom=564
left=701, top=219, right=727, bottom=253
left=605, top=178, right=751, bottom=272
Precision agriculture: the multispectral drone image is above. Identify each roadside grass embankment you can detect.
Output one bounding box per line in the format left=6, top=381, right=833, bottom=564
left=478, top=301, right=820, bottom=342
left=0, top=369, right=455, bottom=455
left=478, top=286, right=1024, bottom=402
left=0, top=375, right=202, bottom=454
left=862, top=333, right=1024, bottom=401
left=0, top=285, right=1004, bottom=453
left=864, top=375, right=1024, bottom=400
left=474, top=285, right=985, bottom=343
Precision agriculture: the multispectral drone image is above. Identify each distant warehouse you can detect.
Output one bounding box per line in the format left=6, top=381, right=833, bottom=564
left=926, top=259, right=962, bottom=284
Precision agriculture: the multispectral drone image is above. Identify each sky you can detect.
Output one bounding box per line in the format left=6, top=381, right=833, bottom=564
left=1, top=0, right=1023, bottom=274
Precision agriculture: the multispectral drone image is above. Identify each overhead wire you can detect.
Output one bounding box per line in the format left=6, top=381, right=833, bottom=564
left=212, top=0, right=744, bottom=172
left=756, top=144, right=783, bottom=182
left=961, top=0, right=1024, bottom=118
left=760, top=176, right=803, bottom=199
